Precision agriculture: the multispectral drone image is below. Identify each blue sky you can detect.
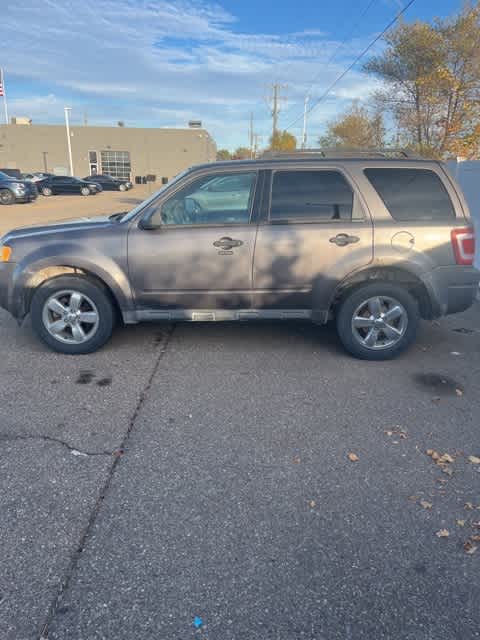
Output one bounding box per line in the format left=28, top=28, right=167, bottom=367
left=0, top=0, right=464, bottom=150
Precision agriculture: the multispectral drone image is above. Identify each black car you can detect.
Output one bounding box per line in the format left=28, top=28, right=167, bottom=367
left=83, top=174, right=131, bottom=191
left=0, top=171, right=38, bottom=205
left=37, top=176, right=99, bottom=196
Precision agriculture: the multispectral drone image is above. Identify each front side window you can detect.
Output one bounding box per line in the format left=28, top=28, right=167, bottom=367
left=364, top=168, right=455, bottom=221
left=159, top=171, right=256, bottom=226
left=270, top=170, right=354, bottom=222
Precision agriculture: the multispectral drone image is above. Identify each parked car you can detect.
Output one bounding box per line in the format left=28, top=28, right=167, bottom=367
left=22, top=172, right=54, bottom=183
left=0, top=171, right=38, bottom=205
left=0, top=168, right=22, bottom=179
left=36, top=175, right=99, bottom=196
left=0, top=150, right=478, bottom=357
left=83, top=174, right=131, bottom=191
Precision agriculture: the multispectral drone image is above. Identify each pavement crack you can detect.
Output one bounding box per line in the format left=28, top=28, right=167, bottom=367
left=38, top=324, right=175, bottom=640
left=0, top=433, right=112, bottom=456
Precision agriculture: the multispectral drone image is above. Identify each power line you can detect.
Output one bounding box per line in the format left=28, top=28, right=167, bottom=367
left=284, top=0, right=417, bottom=132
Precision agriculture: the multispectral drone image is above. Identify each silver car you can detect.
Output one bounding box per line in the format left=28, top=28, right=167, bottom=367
left=0, top=150, right=478, bottom=359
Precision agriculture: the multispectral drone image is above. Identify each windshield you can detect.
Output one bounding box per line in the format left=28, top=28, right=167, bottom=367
left=120, top=169, right=192, bottom=222
left=0, top=171, right=13, bottom=180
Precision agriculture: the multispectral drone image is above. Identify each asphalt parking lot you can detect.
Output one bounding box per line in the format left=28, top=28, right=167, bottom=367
left=0, top=185, right=153, bottom=235
left=1, top=194, right=479, bottom=640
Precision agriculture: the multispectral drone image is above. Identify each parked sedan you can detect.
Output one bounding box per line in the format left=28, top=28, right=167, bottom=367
left=37, top=176, right=99, bottom=196
left=22, top=172, right=55, bottom=183
left=83, top=174, right=131, bottom=191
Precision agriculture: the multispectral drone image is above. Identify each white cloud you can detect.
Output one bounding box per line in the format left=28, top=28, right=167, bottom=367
left=0, top=0, right=383, bottom=148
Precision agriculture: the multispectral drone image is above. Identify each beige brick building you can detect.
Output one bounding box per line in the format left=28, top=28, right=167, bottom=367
left=0, top=123, right=216, bottom=183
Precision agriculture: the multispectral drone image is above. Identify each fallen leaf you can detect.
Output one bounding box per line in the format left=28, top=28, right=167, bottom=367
left=308, top=500, right=316, bottom=508
left=347, top=452, right=359, bottom=462
left=441, top=466, right=454, bottom=476
left=471, top=535, right=480, bottom=542
left=385, top=430, right=393, bottom=436
left=292, top=456, right=301, bottom=464
left=463, top=540, right=478, bottom=555
left=455, top=388, right=464, bottom=397
left=420, top=500, right=433, bottom=510
left=456, top=520, right=466, bottom=527
left=472, top=521, right=480, bottom=529
left=467, top=455, right=480, bottom=465
left=408, top=495, right=419, bottom=502
left=438, top=453, right=455, bottom=464
left=426, top=449, right=434, bottom=456
left=432, top=397, right=441, bottom=403
left=70, top=449, right=88, bottom=457
left=465, top=502, right=475, bottom=510
left=432, top=451, right=440, bottom=461
left=435, top=529, right=450, bottom=538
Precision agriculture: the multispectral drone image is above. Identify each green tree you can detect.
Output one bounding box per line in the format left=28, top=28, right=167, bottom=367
left=364, top=4, right=480, bottom=158
left=318, top=101, right=385, bottom=149
left=216, top=149, right=232, bottom=161
left=269, top=130, right=297, bottom=151
left=232, top=147, right=252, bottom=160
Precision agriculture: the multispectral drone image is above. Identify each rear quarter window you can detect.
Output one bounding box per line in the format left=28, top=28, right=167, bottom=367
left=364, top=168, right=455, bottom=221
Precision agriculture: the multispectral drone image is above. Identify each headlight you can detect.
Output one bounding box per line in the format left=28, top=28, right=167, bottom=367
left=1, top=246, right=12, bottom=262
left=11, top=182, right=26, bottom=193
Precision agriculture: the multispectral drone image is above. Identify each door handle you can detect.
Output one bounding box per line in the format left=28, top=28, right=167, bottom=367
left=329, top=233, right=360, bottom=247
left=213, top=237, right=243, bottom=249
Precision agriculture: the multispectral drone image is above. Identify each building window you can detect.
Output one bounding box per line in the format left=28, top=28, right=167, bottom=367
left=89, top=150, right=97, bottom=164
left=100, top=150, right=131, bottom=180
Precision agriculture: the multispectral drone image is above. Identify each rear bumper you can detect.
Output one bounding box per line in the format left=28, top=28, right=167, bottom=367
left=422, top=266, right=480, bottom=317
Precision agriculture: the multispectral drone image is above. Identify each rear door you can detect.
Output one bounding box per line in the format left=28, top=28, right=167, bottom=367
left=252, top=166, right=373, bottom=319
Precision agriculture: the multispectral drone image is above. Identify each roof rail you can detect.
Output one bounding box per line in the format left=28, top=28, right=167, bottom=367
left=260, top=148, right=424, bottom=160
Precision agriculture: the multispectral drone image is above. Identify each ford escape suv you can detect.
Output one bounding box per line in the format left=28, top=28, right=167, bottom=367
left=0, top=150, right=477, bottom=359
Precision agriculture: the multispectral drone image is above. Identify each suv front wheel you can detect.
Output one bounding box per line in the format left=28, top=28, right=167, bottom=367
left=31, top=276, right=115, bottom=354
left=336, top=282, right=419, bottom=360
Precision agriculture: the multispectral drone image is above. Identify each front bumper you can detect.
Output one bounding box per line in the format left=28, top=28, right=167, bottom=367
left=14, top=193, right=37, bottom=203
left=0, top=262, right=17, bottom=316
left=422, top=266, right=480, bottom=317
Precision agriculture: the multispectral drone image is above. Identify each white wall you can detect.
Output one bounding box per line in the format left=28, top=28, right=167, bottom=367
left=447, top=160, right=480, bottom=270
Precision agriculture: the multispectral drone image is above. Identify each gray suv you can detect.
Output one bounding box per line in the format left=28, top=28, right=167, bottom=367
left=0, top=150, right=478, bottom=359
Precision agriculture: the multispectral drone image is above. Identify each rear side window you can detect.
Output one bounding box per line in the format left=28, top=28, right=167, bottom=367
left=270, top=170, right=353, bottom=222
left=364, top=168, right=455, bottom=221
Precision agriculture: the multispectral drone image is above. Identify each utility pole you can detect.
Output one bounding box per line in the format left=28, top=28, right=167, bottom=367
left=249, top=112, right=254, bottom=159
left=302, top=96, right=309, bottom=149
left=253, top=133, right=262, bottom=158
left=268, top=83, right=288, bottom=141
left=64, top=107, right=74, bottom=176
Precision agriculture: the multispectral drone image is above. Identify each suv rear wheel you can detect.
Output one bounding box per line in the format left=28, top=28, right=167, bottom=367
left=31, top=276, right=115, bottom=354
left=336, top=282, right=419, bottom=360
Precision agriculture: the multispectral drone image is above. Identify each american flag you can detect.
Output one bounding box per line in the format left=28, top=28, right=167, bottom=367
left=0, top=80, right=3, bottom=97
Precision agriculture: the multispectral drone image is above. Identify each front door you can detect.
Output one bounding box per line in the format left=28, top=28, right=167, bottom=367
left=128, top=170, right=260, bottom=316
left=252, top=168, right=374, bottom=318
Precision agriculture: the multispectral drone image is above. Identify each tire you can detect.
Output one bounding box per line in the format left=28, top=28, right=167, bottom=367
left=80, top=186, right=91, bottom=196
left=119, top=183, right=127, bottom=192
left=42, top=187, right=53, bottom=196
left=336, top=282, right=419, bottom=360
left=0, top=189, right=15, bottom=205
left=30, top=275, right=115, bottom=354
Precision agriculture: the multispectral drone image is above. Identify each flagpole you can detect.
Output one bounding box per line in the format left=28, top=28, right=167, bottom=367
left=1, top=68, right=8, bottom=125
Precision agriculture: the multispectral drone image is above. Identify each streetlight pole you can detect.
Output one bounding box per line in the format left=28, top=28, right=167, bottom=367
left=64, top=107, right=74, bottom=176
left=302, top=96, right=309, bottom=149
